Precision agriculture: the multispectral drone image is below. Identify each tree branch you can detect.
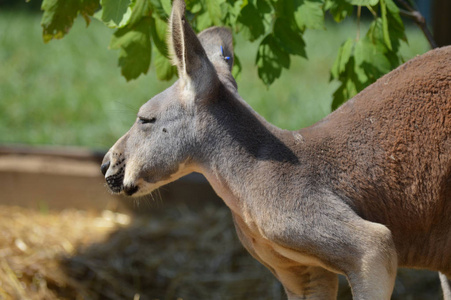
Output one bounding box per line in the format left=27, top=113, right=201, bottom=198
left=396, top=0, right=437, bottom=49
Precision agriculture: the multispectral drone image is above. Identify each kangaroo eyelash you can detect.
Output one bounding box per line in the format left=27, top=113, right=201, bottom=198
left=138, top=117, right=156, bottom=124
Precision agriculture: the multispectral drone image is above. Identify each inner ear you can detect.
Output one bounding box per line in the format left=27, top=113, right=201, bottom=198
left=168, top=0, right=188, bottom=75
left=168, top=0, right=218, bottom=97
left=168, top=0, right=206, bottom=77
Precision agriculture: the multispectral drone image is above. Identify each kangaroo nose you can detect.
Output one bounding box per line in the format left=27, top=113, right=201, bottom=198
left=100, top=161, right=110, bottom=176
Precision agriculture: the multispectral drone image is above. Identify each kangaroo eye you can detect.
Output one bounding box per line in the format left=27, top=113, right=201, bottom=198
left=138, top=117, right=156, bottom=124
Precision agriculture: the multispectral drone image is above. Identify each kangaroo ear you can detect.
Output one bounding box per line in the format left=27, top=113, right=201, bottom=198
left=198, top=27, right=234, bottom=72
left=168, top=0, right=218, bottom=97
left=198, top=27, right=237, bottom=90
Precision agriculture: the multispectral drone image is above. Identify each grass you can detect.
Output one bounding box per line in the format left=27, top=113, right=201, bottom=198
left=0, top=11, right=430, bottom=149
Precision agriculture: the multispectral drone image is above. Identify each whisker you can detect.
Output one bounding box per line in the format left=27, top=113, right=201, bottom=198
left=133, top=197, right=141, bottom=209
left=137, top=193, right=154, bottom=211
left=156, top=189, right=163, bottom=207
left=150, top=191, right=159, bottom=207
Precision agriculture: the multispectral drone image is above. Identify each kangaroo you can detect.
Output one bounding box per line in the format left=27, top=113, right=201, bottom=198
left=101, top=0, right=451, bottom=298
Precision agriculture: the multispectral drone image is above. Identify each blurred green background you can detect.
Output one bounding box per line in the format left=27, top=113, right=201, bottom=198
left=0, top=8, right=430, bottom=150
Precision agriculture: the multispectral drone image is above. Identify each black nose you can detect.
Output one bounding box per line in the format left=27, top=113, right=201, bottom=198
left=100, top=161, right=110, bottom=176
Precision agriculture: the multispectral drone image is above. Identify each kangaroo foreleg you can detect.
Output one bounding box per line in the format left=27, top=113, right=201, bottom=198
left=272, top=200, right=398, bottom=300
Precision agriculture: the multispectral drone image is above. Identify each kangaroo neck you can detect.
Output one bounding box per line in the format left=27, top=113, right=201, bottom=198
left=197, top=89, right=299, bottom=215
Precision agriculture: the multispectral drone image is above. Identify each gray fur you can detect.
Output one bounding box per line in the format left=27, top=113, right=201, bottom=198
left=101, top=0, right=451, bottom=298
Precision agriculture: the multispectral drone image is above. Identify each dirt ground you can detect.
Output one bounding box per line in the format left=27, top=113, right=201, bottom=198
left=0, top=203, right=445, bottom=300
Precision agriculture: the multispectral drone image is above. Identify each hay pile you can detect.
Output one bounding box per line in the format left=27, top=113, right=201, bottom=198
left=0, top=203, right=443, bottom=300
left=0, top=204, right=283, bottom=300
left=0, top=206, right=127, bottom=299
left=61, top=204, right=284, bottom=300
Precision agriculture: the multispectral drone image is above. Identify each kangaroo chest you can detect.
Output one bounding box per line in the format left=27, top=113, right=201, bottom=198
left=204, top=168, right=338, bottom=274
left=230, top=211, right=331, bottom=275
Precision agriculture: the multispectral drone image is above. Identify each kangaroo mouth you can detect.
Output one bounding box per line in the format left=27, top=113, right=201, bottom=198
left=104, top=163, right=190, bottom=198
left=105, top=174, right=139, bottom=196
left=123, top=184, right=139, bottom=196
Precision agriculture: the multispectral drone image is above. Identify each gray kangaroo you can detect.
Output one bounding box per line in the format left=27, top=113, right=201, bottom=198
left=101, top=0, right=451, bottom=298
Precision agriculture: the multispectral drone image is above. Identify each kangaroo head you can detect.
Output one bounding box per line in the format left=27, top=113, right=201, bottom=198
left=101, top=0, right=236, bottom=196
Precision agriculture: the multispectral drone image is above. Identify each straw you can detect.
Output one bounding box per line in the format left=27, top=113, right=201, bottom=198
left=0, top=204, right=442, bottom=299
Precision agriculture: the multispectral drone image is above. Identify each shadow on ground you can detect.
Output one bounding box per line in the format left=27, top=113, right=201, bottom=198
left=59, top=204, right=444, bottom=300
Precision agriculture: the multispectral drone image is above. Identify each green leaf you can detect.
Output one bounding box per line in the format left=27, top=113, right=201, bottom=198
left=379, top=0, right=392, bottom=50
left=354, top=36, right=391, bottom=81
left=81, top=0, right=102, bottom=21
left=385, top=0, right=406, bottom=48
left=149, top=0, right=170, bottom=20
left=294, top=0, right=325, bottom=31
left=95, top=7, right=132, bottom=28
left=347, top=0, right=378, bottom=5
left=149, top=15, right=168, bottom=57
left=41, top=0, right=99, bottom=42
left=273, top=18, right=306, bottom=57
left=330, top=39, right=365, bottom=110
left=332, top=74, right=359, bottom=110
left=150, top=14, right=173, bottom=80
left=110, top=17, right=152, bottom=80
left=196, top=11, right=213, bottom=31
left=232, top=54, right=242, bottom=80
left=206, top=0, right=225, bottom=26
left=331, top=57, right=363, bottom=110
left=100, top=0, right=131, bottom=27
left=160, top=0, right=172, bottom=16
left=257, top=0, right=274, bottom=33
left=331, top=11, right=407, bottom=111
left=330, top=38, right=354, bottom=79
left=222, top=0, right=243, bottom=26
left=256, top=35, right=290, bottom=86
left=186, top=0, right=203, bottom=13
left=325, top=0, right=353, bottom=22
left=256, top=0, right=272, bottom=14
left=236, top=2, right=265, bottom=41
left=366, top=18, right=402, bottom=67
left=154, top=48, right=176, bottom=81
left=367, top=18, right=383, bottom=44
left=128, top=0, right=151, bottom=27
left=273, top=0, right=293, bottom=18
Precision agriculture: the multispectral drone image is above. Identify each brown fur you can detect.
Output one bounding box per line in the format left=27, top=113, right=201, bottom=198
left=300, top=49, right=451, bottom=271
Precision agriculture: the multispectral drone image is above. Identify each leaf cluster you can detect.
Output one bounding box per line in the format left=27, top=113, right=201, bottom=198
left=40, top=0, right=411, bottom=109
left=329, top=0, right=406, bottom=109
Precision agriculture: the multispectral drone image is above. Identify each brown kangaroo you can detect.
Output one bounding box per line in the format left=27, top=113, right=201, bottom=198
left=101, top=0, right=451, bottom=298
